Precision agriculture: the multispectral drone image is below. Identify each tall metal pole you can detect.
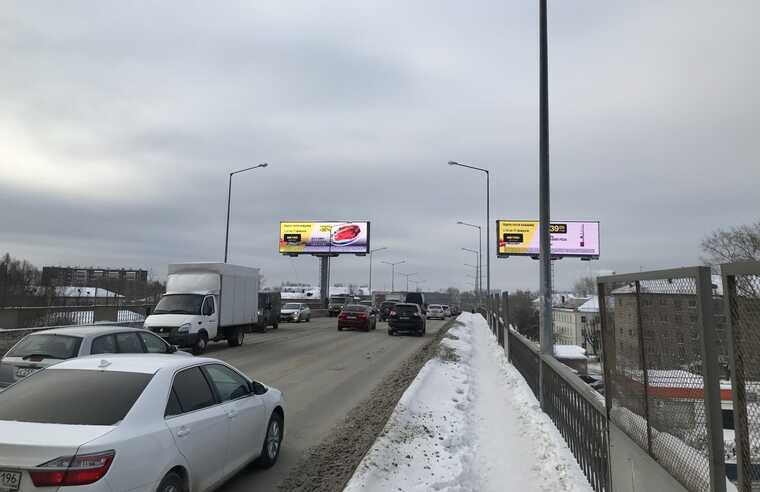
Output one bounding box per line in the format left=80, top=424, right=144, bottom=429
left=223, top=163, right=268, bottom=263
left=538, top=0, right=552, bottom=405
left=478, top=226, right=483, bottom=296
left=224, top=173, right=233, bottom=263
left=368, top=247, right=388, bottom=300
left=485, top=170, right=490, bottom=317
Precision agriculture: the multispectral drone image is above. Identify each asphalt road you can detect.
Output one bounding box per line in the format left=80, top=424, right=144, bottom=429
left=204, top=315, right=448, bottom=492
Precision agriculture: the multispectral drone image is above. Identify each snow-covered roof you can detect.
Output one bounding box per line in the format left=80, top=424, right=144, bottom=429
left=578, top=296, right=599, bottom=313
left=553, top=344, right=588, bottom=360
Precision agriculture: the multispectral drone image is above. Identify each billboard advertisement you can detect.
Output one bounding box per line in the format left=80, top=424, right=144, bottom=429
left=279, top=221, right=370, bottom=255
left=497, top=220, right=600, bottom=258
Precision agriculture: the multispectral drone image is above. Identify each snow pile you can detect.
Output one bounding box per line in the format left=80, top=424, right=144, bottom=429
left=553, top=344, right=588, bottom=360
left=344, top=313, right=593, bottom=492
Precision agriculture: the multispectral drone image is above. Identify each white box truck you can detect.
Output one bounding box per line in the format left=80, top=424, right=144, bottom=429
left=144, top=263, right=260, bottom=354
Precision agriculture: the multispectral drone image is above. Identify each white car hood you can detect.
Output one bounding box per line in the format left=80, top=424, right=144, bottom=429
left=0, top=421, right=115, bottom=468
left=281, top=309, right=299, bottom=315
left=144, top=313, right=197, bottom=328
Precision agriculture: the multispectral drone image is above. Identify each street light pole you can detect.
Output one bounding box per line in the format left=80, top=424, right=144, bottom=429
left=368, top=247, right=388, bottom=299
left=462, top=248, right=479, bottom=297
left=398, top=272, right=418, bottom=292
left=381, top=260, right=406, bottom=292
left=224, top=163, right=268, bottom=263
left=448, top=161, right=491, bottom=316
left=457, top=221, right=482, bottom=294
left=539, top=0, right=552, bottom=361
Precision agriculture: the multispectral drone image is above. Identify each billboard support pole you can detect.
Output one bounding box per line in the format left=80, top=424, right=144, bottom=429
left=319, top=256, right=330, bottom=309
left=538, top=0, right=552, bottom=409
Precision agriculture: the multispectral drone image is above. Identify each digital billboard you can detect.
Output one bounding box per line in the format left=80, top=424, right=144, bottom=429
left=279, top=221, right=370, bottom=255
left=497, top=220, right=600, bottom=258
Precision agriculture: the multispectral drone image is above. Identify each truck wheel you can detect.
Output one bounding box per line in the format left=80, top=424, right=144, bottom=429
left=228, top=327, right=244, bottom=347
left=272, top=320, right=279, bottom=330
left=192, top=332, right=208, bottom=356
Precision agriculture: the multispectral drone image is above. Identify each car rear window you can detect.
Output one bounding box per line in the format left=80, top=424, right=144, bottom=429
left=429, top=305, right=441, bottom=309
left=343, top=305, right=367, bottom=313
left=0, top=369, right=152, bottom=425
left=396, top=304, right=419, bottom=314
left=6, top=334, right=83, bottom=360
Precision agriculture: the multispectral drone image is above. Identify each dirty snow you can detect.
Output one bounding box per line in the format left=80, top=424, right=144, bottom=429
left=344, top=312, right=594, bottom=492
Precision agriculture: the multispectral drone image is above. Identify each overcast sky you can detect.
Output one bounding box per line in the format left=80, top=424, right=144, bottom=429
left=1, top=1, right=758, bottom=293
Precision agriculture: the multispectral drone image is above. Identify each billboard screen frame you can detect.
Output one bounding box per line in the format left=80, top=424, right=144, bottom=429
left=279, top=221, right=371, bottom=256
left=496, top=219, right=600, bottom=259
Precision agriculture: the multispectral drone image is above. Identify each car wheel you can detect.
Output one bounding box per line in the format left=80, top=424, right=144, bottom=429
left=272, top=320, right=279, bottom=330
left=228, top=327, right=244, bottom=347
left=256, top=412, right=284, bottom=468
left=338, top=325, right=343, bottom=331
left=157, top=471, right=185, bottom=492
left=388, top=329, right=394, bottom=336
left=192, top=332, right=208, bottom=356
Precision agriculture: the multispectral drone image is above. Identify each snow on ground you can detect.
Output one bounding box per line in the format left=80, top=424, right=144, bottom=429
left=344, top=312, right=593, bottom=492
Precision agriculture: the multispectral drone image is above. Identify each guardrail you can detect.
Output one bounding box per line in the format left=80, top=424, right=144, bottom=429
left=0, top=304, right=152, bottom=330
left=489, top=292, right=610, bottom=492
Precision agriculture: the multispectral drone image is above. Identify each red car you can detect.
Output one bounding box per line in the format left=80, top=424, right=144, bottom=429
left=337, top=304, right=377, bottom=332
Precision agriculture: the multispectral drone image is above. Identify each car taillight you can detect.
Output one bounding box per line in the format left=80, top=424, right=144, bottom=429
left=358, top=313, right=368, bottom=319
left=31, top=451, right=115, bottom=487
left=338, top=313, right=347, bottom=320
left=389, top=311, right=397, bottom=316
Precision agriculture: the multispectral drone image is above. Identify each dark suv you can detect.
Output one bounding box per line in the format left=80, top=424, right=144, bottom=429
left=388, top=303, right=426, bottom=337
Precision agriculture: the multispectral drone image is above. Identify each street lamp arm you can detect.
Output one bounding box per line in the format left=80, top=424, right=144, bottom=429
left=448, top=161, right=488, bottom=174
left=231, top=163, right=268, bottom=176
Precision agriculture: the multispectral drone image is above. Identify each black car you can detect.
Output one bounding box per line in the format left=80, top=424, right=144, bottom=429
left=379, top=301, right=398, bottom=321
left=388, top=303, right=426, bottom=337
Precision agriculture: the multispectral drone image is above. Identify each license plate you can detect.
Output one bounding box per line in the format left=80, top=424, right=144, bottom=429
left=0, top=470, right=21, bottom=492
left=399, top=316, right=410, bottom=320
left=15, top=367, right=37, bottom=378
left=346, top=316, right=356, bottom=319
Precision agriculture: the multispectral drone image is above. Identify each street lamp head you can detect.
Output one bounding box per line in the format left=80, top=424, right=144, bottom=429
left=259, top=163, right=268, bottom=168
left=456, top=220, right=464, bottom=225
left=448, top=161, right=459, bottom=166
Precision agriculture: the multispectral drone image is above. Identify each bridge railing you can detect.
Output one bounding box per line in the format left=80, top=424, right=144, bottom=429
left=598, top=267, right=727, bottom=492
left=489, top=292, right=610, bottom=492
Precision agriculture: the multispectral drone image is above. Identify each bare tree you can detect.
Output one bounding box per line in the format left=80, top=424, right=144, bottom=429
left=573, top=276, right=596, bottom=297
left=701, top=221, right=760, bottom=266
left=509, top=290, right=539, bottom=341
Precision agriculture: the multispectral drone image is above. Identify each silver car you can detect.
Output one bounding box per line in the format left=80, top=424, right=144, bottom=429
left=280, top=303, right=311, bottom=323
left=0, top=326, right=186, bottom=389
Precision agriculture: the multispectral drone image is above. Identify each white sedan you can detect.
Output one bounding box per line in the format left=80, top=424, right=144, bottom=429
left=0, top=354, right=285, bottom=492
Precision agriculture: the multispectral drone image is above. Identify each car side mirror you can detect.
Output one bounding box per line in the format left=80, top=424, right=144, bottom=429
left=250, top=381, right=268, bottom=395
left=167, top=345, right=178, bottom=354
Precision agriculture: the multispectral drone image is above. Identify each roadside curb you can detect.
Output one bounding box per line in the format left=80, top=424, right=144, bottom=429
left=277, top=318, right=458, bottom=492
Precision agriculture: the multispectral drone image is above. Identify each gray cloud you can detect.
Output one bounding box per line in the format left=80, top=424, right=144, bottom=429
left=1, top=1, right=758, bottom=293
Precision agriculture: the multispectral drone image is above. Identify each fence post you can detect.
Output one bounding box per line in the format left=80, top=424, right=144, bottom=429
left=696, top=267, right=727, bottom=492
left=723, top=270, right=750, bottom=491
left=502, top=291, right=510, bottom=355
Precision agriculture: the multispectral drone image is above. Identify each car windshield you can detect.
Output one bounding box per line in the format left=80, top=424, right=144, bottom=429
left=343, top=305, right=367, bottom=313
left=284, top=303, right=300, bottom=309
left=429, top=305, right=441, bottom=309
left=6, top=334, right=83, bottom=360
left=381, top=302, right=396, bottom=308
left=153, top=294, right=204, bottom=315
left=0, top=369, right=152, bottom=425
left=396, top=304, right=418, bottom=314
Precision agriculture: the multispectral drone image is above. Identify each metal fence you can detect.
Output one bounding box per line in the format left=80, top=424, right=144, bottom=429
left=723, top=261, right=760, bottom=491
left=491, top=293, right=610, bottom=492
left=598, top=267, right=726, bottom=492
left=0, top=303, right=153, bottom=329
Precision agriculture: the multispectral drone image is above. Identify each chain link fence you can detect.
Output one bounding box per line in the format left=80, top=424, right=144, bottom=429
left=723, top=262, right=760, bottom=491
left=599, top=267, right=726, bottom=492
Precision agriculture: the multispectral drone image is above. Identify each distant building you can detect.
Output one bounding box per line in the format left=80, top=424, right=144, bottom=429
left=609, top=276, right=730, bottom=378
left=41, top=267, right=148, bottom=287
left=551, top=295, right=603, bottom=356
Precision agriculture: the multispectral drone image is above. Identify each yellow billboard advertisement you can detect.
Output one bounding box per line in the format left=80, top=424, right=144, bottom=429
left=497, top=220, right=600, bottom=258
left=279, top=221, right=370, bottom=255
